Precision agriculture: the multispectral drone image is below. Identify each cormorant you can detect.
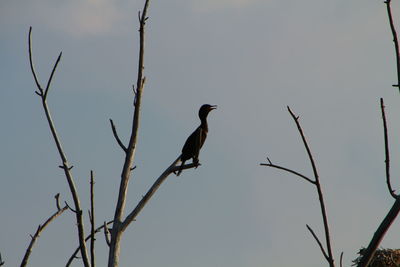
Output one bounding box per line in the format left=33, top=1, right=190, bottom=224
left=176, top=104, right=217, bottom=176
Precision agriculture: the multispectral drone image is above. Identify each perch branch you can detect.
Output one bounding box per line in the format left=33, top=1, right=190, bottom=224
left=109, top=119, right=127, bottom=152
left=0, top=252, right=4, bottom=266
left=121, top=156, right=197, bottom=232
left=20, top=201, right=68, bottom=267
left=28, top=27, right=90, bottom=267
left=66, top=220, right=113, bottom=267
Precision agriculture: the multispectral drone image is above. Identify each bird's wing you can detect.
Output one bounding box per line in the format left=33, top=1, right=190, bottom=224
left=194, top=128, right=202, bottom=160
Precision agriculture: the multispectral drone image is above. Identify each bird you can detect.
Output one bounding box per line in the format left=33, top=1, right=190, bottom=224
left=176, top=104, right=217, bottom=176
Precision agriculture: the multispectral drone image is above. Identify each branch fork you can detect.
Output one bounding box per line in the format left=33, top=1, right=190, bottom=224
left=28, top=26, right=90, bottom=266
left=261, top=106, right=335, bottom=267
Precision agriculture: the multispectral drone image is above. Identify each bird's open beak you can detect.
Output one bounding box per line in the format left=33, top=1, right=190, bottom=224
left=210, top=105, right=217, bottom=110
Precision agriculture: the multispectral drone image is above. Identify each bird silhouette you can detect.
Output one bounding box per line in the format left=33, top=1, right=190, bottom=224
left=176, top=104, right=217, bottom=176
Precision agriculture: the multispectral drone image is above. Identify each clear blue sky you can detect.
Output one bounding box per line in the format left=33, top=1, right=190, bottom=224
left=1, top=0, right=400, bottom=266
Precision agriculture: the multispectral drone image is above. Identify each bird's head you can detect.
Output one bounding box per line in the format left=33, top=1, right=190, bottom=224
left=199, top=104, right=217, bottom=119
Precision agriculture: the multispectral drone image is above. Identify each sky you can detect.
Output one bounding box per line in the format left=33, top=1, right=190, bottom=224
left=1, top=0, right=400, bottom=266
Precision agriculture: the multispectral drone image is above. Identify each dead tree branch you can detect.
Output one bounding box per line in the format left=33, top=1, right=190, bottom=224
left=260, top=157, right=315, bottom=184
left=64, top=201, right=77, bottom=213
left=356, top=199, right=400, bottom=267
left=340, top=252, right=343, bottom=267
left=104, top=221, right=111, bottom=247
left=306, top=224, right=329, bottom=262
left=66, top=220, right=113, bottom=267
left=55, top=193, right=61, bottom=210
left=20, top=197, right=68, bottom=267
left=357, top=2, right=400, bottom=264
left=356, top=100, right=400, bottom=267
left=121, top=157, right=197, bottom=232
left=261, top=106, right=335, bottom=267
left=385, top=0, right=400, bottom=90
left=380, top=98, right=398, bottom=199
left=107, top=1, right=150, bottom=266
left=28, top=26, right=91, bottom=267
left=90, top=171, right=96, bottom=267
left=109, top=119, right=127, bottom=152
left=287, top=106, right=335, bottom=267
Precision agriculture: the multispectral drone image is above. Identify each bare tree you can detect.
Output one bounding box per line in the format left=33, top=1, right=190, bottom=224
left=262, top=1, right=400, bottom=267
left=355, top=0, right=400, bottom=266
left=106, top=0, right=195, bottom=266
left=26, top=0, right=201, bottom=266
left=22, top=0, right=400, bottom=266
left=261, top=107, right=336, bottom=267
left=28, top=26, right=91, bottom=267
left=354, top=98, right=400, bottom=267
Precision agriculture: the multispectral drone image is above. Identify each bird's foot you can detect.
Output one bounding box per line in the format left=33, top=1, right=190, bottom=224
left=193, top=159, right=200, bottom=169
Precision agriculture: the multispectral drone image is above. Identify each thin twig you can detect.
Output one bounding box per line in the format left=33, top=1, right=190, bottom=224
left=340, top=252, right=343, bottom=267
left=20, top=203, right=68, bottom=267
left=66, top=220, right=113, bottom=267
left=28, top=27, right=42, bottom=93
left=104, top=221, right=111, bottom=247
left=64, top=201, right=77, bottom=213
left=55, top=193, right=61, bottom=211
left=287, top=106, right=335, bottom=267
left=385, top=0, right=400, bottom=90
left=306, top=224, right=329, bottom=261
left=28, top=27, right=90, bottom=267
left=44, top=52, right=62, bottom=100
left=287, top=107, right=320, bottom=189
left=260, top=157, right=316, bottom=184
left=109, top=119, right=127, bottom=152
left=90, top=171, right=96, bottom=267
left=380, top=98, right=398, bottom=199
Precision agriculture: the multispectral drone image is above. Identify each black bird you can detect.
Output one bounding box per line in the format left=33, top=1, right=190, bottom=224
left=176, top=104, right=217, bottom=176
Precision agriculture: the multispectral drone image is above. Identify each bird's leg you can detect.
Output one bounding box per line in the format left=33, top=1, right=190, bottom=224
left=176, top=159, right=186, bottom=176
left=193, top=157, right=199, bottom=168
